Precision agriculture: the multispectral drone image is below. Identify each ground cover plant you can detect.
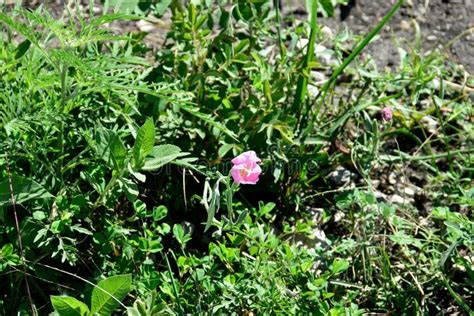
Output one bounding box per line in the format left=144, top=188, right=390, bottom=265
left=0, top=0, right=473, bottom=314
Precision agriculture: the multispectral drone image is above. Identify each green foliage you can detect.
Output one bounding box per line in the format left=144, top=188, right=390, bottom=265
left=0, top=0, right=473, bottom=314
left=0, top=175, right=53, bottom=206
left=50, top=274, right=132, bottom=316
left=51, top=296, right=90, bottom=316
left=91, top=274, right=133, bottom=315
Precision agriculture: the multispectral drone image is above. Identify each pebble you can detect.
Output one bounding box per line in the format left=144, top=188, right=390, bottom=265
left=390, top=194, right=407, bottom=204
left=400, top=19, right=411, bottom=31
left=388, top=172, right=398, bottom=185
left=308, top=207, right=324, bottom=223
left=403, top=187, right=415, bottom=197
left=334, top=211, right=345, bottom=222
left=374, top=191, right=388, bottom=202
left=329, top=166, right=356, bottom=186
left=137, top=20, right=155, bottom=33
left=420, top=116, right=439, bottom=134
left=321, top=25, right=334, bottom=39
left=427, top=35, right=437, bottom=42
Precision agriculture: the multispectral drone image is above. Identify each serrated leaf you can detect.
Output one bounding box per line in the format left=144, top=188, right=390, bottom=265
left=142, top=145, right=187, bottom=171
left=91, top=274, right=132, bottom=315
left=0, top=175, right=53, bottom=206
left=132, top=118, right=155, bottom=169
left=50, top=296, right=90, bottom=316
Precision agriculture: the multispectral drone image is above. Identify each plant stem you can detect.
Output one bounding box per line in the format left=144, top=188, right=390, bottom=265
left=5, top=151, right=36, bottom=316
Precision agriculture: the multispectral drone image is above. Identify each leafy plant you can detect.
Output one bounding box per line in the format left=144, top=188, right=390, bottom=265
left=51, top=274, right=132, bottom=316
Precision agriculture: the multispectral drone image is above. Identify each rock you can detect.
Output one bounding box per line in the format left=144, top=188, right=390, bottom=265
left=334, top=211, right=345, bottom=222
left=388, top=172, right=398, bottom=185
left=307, top=84, right=319, bottom=97
left=403, top=187, right=416, bottom=197
left=308, top=207, right=324, bottom=223
left=420, top=116, right=439, bottom=134
left=400, top=19, right=411, bottom=31
left=390, top=194, right=407, bottom=204
left=137, top=20, right=155, bottom=33
left=321, top=25, right=334, bottom=39
left=374, top=190, right=388, bottom=202
left=427, top=35, right=437, bottom=42
left=329, top=166, right=356, bottom=186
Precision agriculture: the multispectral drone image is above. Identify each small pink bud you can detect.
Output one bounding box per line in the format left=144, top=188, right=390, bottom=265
left=381, top=107, right=393, bottom=122
left=231, top=150, right=262, bottom=185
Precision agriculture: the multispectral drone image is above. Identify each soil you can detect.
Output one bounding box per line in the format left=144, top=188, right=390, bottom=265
left=287, top=0, right=474, bottom=73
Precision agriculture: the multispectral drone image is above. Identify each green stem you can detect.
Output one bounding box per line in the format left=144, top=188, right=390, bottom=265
left=292, top=0, right=318, bottom=121
left=302, top=0, right=405, bottom=134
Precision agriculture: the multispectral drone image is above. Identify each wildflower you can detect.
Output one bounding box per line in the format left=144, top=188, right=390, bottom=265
left=231, top=150, right=262, bottom=185
left=381, top=107, right=393, bottom=122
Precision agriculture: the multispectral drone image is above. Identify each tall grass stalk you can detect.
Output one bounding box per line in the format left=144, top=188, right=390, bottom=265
left=300, top=0, right=405, bottom=137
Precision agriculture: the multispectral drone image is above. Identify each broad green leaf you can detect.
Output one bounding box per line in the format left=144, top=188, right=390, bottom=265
left=319, top=0, right=334, bottom=17
left=152, top=205, right=168, bottom=221
left=93, top=128, right=116, bottom=166
left=91, top=274, right=132, bottom=315
left=111, top=135, right=127, bottom=171
left=132, top=118, right=155, bottom=169
left=142, top=145, right=187, bottom=171
left=0, top=175, right=53, bottom=206
left=173, top=224, right=184, bottom=244
left=50, top=296, right=90, bottom=316
left=126, top=307, right=141, bottom=316
left=218, top=144, right=233, bottom=158
left=120, top=178, right=139, bottom=202
left=1, top=243, right=13, bottom=256
left=331, top=258, right=349, bottom=274
left=155, top=0, right=171, bottom=16
left=15, top=39, right=31, bottom=59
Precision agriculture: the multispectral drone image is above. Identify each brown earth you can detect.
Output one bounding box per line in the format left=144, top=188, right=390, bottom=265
left=287, top=0, right=474, bottom=73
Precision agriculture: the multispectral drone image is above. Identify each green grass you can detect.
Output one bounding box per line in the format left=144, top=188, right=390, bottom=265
left=0, top=0, right=473, bottom=315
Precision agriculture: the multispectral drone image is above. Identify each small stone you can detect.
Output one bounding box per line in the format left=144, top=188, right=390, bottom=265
left=427, top=35, right=437, bottom=42
left=420, top=116, right=439, bottom=134
left=307, top=85, right=319, bottom=97
left=137, top=20, right=155, bottom=33
left=321, top=26, right=334, bottom=39
left=329, top=166, right=356, bottom=185
left=403, top=187, right=415, bottom=197
left=388, top=172, right=397, bottom=185
left=308, top=207, right=324, bottom=223
left=310, top=228, right=327, bottom=245
left=334, top=211, right=345, bottom=222
left=400, top=20, right=411, bottom=31
left=390, top=194, right=407, bottom=204
left=374, top=191, right=388, bottom=202
left=296, top=38, right=309, bottom=50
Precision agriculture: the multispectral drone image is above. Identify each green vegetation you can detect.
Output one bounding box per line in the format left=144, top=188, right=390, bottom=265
left=0, top=0, right=472, bottom=314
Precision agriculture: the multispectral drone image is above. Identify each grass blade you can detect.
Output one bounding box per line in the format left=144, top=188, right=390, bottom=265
left=291, top=0, right=318, bottom=118
left=301, top=0, right=405, bottom=135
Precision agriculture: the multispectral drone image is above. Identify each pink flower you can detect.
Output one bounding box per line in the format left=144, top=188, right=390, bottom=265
left=231, top=150, right=262, bottom=185
left=381, top=107, right=393, bottom=122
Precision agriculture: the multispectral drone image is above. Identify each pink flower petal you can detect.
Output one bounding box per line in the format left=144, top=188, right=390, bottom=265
left=231, top=151, right=262, bottom=185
